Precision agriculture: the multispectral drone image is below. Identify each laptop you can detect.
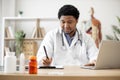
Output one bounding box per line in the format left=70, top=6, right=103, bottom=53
left=81, top=40, right=120, bottom=69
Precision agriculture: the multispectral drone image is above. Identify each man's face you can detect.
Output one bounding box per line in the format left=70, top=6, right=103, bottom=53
left=60, top=16, right=78, bottom=34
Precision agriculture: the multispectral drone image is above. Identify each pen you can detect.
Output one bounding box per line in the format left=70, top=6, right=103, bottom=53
left=43, top=46, right=49, bottom=59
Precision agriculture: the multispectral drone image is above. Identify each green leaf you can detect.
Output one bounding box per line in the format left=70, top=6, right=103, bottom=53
left=106, top=35, right=114, bottom=40
left=15, top=30, right=26, bottom=54
left=112, top=25, right=120, bottom=34
left=116, top=16, right=120, bottom=23
left=106, top=17, right=120, bottom=41
left=113, top=32, right=119, bottom=41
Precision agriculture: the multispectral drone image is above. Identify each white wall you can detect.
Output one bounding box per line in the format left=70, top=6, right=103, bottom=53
left=0, top=0, right=2, bottom=66
left=0, top=0, right=2, bottom=28
left=0, top=0, right=120, bottom=66
left=2, top=0, right=15, bottom=17
left=0, top=0, right=15, bottom=66
left=15, top=0, right=120, bottom=39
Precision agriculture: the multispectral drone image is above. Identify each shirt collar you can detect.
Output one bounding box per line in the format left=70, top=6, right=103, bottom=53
left=64, top=32, right=76, bottom=46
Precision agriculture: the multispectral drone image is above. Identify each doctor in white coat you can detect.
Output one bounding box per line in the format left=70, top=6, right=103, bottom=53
left=37, top=5, right=98, bottom=66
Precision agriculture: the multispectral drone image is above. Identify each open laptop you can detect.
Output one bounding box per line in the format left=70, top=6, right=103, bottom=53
left=81, top=40, right=120, bottom=70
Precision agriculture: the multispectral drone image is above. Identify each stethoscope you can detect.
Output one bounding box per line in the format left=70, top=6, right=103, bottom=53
left=61, top=29, right=83, bottom=50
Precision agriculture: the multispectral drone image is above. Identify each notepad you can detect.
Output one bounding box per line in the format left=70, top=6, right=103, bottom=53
left=39, top=65, right=64, bottom=69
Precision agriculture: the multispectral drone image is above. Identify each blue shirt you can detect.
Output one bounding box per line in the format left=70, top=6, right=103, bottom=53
left=64, top=33, right=74, bottom=46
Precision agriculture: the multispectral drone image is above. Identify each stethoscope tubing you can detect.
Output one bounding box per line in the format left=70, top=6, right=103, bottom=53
left=61, top=29, right=82, bottom=49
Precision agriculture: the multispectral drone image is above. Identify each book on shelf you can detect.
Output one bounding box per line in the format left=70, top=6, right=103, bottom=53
left=5, top=27, right=11, bottom=38
left=41, top=27, right=45, bottom=37
left=31, top=26, right=37, bottom=38
left=37, top=26, right=43, bottom=38
left=4, top=47, right=10, bottom=55
left=31, top=19, right=45, bottom=39
left=5, top=26, right=14, bottom=38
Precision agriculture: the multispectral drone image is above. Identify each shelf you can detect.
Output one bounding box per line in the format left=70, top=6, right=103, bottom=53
left=1, top=17, right=57, bottom=66
left=3, top=17, right=59, bottom=21
left=4, top=38, right=43, bottom=41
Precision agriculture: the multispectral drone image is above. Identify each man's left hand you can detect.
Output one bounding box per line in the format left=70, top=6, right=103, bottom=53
left=84, top=60, right=96, bottom=66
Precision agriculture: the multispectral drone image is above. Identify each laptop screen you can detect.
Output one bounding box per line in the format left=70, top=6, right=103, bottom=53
left=95, top=40, right=120, bottom=69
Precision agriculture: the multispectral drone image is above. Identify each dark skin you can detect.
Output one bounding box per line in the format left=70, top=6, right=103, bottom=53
left=42, top=15, right=96, bottom=66
left=60, top=16, right=78, bottom=37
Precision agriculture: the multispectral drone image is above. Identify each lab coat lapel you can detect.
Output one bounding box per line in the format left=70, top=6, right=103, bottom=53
left=70, top=32, right=78, bottom=48
left=62, top=33, right=69, bottom=49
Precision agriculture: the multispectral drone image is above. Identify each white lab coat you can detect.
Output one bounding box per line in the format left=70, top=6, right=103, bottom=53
left=37, top=27, right=98, bottom=66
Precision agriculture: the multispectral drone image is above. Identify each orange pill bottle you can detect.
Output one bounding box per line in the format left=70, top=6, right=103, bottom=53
left=29, top=56, right=37, bottom=74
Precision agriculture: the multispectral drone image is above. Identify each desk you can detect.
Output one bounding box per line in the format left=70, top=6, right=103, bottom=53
left=0, top=66, right=120, bottom=80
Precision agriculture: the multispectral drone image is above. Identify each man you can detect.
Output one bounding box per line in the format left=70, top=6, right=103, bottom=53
left=37, top=5, right=98, bottom=66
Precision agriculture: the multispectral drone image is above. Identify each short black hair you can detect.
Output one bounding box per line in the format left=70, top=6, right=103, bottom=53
left=58, top=5, right=80, bottom=20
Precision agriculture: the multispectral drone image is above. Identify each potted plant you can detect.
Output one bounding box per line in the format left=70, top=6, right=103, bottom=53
left=18, top=11, right=23, bottom=17
left=106, top=16, right=120, bottom=40
left=15, top=30, right=26, bottom=57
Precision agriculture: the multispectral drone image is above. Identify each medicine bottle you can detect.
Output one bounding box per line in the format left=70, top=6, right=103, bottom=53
left=4, top=52, right=16, bottom=73
left=19, top=53, right=25, bottom=73
left=29, top=56, right=37, bottom=74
